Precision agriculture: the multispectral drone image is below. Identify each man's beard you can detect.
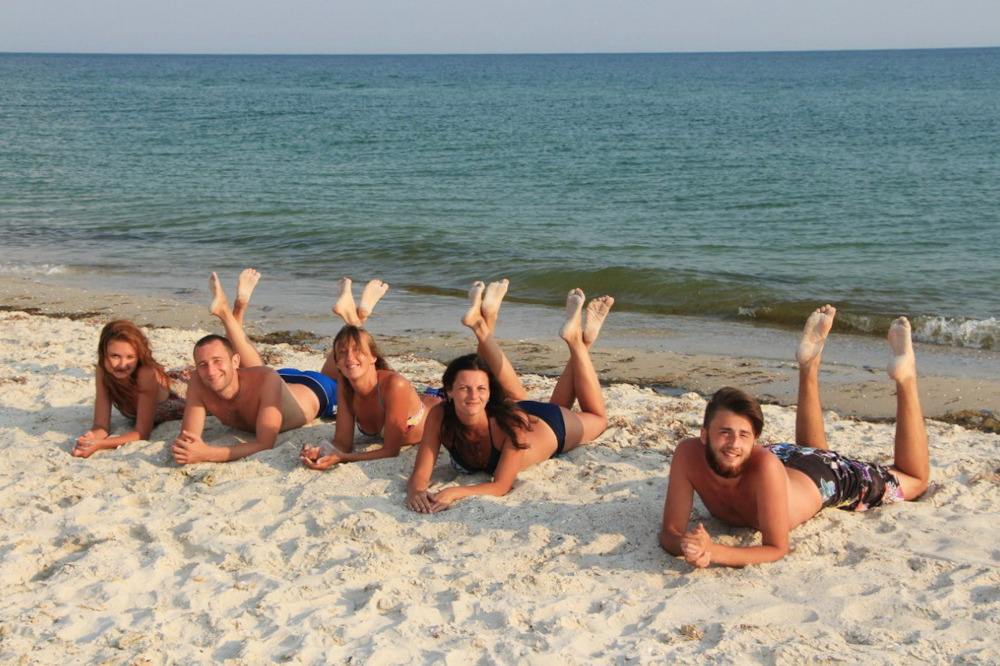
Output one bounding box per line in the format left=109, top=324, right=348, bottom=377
left=705, top=442, right=749, bottom=479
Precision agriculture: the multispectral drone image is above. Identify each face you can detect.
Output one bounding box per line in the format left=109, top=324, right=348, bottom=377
left=194, top=340, right=239, bottom=395
left=105, top=340, right=138, bottom=379
left=702, top=408, right=758, bottom=479
left=335, top=337, right=376, bottom=380
left=448, top=369, right=490, bottom=419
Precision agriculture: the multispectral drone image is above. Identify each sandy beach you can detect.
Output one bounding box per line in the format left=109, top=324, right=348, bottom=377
left=2, top=278, right=1000, bottom=664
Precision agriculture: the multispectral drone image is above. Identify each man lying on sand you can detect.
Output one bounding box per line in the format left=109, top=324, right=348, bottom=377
left=171, top=272, right=388, bottom=464
left=659, top=305, right=930, bottom=567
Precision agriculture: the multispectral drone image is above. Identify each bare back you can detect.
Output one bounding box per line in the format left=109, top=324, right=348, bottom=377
left=196, top=366, right=315, bottom=433
left=670, top=438, right=824, bottom=531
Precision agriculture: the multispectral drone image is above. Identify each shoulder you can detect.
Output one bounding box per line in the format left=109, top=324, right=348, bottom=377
left=426, top=401, right=446, bottom=422
left=425, top=402, right=446, bottom=430
left=743, top=446, right=787, bottom=486
left=380, top=370, right=414, bottom=395
left=748, top=445, right=782, bottom=470
left=242, top=365, right=280, bottom=385
left=668, top=437, right=708, bottom=481
left=673, top=436, right=705, bottom=462
left=134, top=365, right=161, bottom=388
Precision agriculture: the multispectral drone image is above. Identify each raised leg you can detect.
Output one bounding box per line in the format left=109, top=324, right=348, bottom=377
left=794, top=305, right=836, bottom=449
left=886, top=317, right=929, bottom=499
left=462, top=280, right=527, bottom=401
left=209, top=272, right=264, bottom=367
left=481, top=278, right=508, bottom=334
left=583, top=295, right=614, bottom=346
left=232, top=268, right=260, bottom=327
left=319, top=346, right=341, bottom=380
left=332, top=277, right=361, bottom=327
left=357, top=279, right=389, bottom=324
left=554, top=290, right=608, bottom=451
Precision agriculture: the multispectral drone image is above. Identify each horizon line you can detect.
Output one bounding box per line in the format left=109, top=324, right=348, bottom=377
left=2, top=45, right=999, bottom=58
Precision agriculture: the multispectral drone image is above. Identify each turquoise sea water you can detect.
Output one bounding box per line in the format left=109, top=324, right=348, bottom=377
left=2, top=49, right=999, bottom=348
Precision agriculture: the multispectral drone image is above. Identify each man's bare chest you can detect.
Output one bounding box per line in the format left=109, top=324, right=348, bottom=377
left=698, top=485, right=758, bottom=528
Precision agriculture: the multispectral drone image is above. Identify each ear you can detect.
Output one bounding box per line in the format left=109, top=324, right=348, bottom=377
left=232, top=353, right=241, bottom=369
left=700, top=427, right=708, bottom=445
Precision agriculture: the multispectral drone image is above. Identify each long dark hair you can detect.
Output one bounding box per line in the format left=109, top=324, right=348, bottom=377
left=440, top=353, right=529, bottom=470
left=97, top=320, right=166, bottom=416
left=332, top=325, right=392, bottom=407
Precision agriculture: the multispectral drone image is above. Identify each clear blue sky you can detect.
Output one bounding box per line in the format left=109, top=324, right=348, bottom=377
left=1, top=0, right=997, bottom=55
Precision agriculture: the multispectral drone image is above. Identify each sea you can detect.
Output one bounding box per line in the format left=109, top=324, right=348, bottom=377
left=2, top=49, right=999, bottom=370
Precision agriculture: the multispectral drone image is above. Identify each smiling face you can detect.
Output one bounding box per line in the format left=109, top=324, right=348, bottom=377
left=702, top=408, right=758, bottom=479
left=104, top=340, right=139, bottom=379
left=335, top=336, right=376, bottom=381
left=194, top=339, right=239, bottom=396
left=448, top=369, right=491, bottom=420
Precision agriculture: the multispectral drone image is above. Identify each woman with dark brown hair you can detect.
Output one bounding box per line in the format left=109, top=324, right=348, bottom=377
left=407, top=280, right=613, bottom=512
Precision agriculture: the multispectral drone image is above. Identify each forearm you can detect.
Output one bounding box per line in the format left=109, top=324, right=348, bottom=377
left=336, top=445, right=401, bottom=463
left=443, top=480, right=511, bottom=501
left=407, top=472, right=431, bottom=494
left=208, top=439, right=276, bottom=462
left=659, top=528, right=684, bottom=556
left=97, top=430, right=143, bottom=449
left=330, top=420, right=356, bottom=453
left=407, top=447, right=438, bottom=494
left=706, top=542, right=788, bottom=567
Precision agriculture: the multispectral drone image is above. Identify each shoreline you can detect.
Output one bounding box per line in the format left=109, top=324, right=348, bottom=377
left=2, top=274, right=998, bottom=425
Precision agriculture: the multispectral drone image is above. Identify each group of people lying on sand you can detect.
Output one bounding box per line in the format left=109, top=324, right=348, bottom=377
left=74, top=271, right=930, bottom=568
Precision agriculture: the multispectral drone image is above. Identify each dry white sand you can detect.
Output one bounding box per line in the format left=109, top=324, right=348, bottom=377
left=2, top=310, right=1000, bottom=664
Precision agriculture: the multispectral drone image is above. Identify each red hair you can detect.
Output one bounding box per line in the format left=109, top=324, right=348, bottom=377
left=97, top=320, right=165, bottom=416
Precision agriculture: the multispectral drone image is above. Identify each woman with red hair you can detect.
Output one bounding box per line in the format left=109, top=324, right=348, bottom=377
left=73, top=319, right=188, bottom=457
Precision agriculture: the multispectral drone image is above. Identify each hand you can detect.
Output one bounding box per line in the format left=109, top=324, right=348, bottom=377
left=72, top=431, right=105, bottom=458
left=300, top=443, right=341, bottom=470
left=426, top=487, right=463, bottom=512
left=407, top=489, right=439, bottom=514
left=681, top=523, right=713, bottom=568
left=172, top=430, right=211, bottom=464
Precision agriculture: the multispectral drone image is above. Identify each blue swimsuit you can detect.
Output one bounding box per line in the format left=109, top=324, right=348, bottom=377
left=276, top=368, right=338, bottom=418
left=448, top=400, right=568, bottom=475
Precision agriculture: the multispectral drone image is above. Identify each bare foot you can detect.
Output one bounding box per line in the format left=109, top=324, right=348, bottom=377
left=209, top=272, right=230, bottom=319
left=332, top=277, right=360, bottom=327
left=235, top=268, right=260, bottom=310
left=559, top=288, right=586, bottom=343
left=461, top=281, right=486, bottom=328
left=481, top=279, right=509, bottom=331
left=796, top=305, right=836, bottom=367
left=357, top=279, right=389, bottom=323
left=887, top=317, right=917, bottom=382
left=583, top=296, right=615, bottom=346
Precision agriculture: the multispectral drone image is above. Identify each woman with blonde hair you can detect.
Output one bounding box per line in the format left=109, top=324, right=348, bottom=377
left=299, top=277, right=442, bottom=469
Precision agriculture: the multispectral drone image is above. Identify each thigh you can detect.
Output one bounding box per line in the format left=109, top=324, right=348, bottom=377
left=560, top=407, right=604, bottom=452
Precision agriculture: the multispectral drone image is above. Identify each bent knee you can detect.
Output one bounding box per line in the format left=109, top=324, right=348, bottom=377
left=895, top=469, right=929, bottom=501
left=581, top=413, right=607, bottom=441
left=904, top=477, right=929, bottom=501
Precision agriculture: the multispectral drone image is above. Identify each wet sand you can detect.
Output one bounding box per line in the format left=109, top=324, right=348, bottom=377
left=3, top=274, right=998, bottom=423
